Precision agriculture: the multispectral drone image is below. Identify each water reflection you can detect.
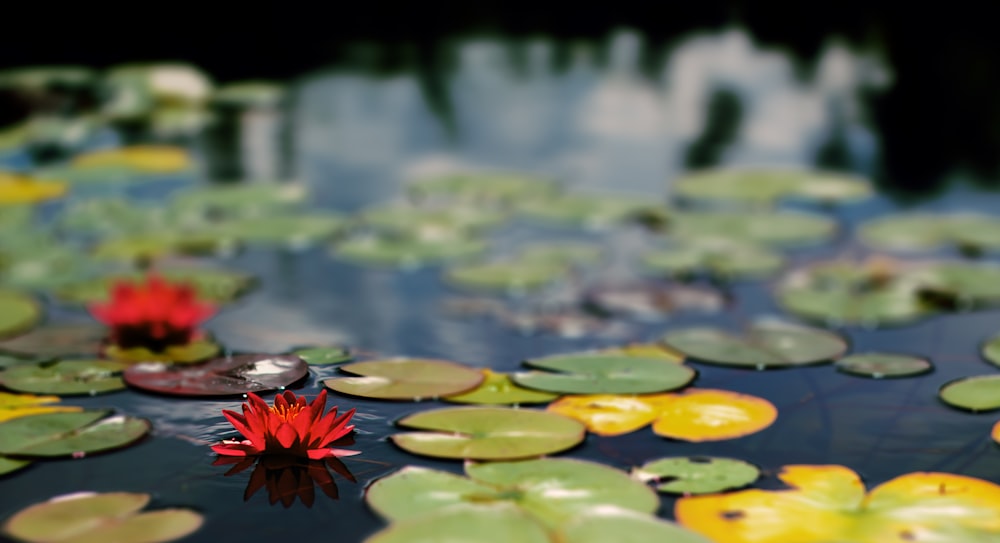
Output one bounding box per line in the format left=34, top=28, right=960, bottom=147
left=214, top=453, right=356, bottom=508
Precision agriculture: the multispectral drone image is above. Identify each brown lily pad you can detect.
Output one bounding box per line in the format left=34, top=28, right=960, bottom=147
left=122, top=354, right=309, bottom=397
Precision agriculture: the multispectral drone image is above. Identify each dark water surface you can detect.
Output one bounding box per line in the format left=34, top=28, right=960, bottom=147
left=3, top=32, right=1000, bottom=542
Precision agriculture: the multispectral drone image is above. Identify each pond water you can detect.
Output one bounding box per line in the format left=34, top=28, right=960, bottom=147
left=2, top=29, right=1000, bottom=543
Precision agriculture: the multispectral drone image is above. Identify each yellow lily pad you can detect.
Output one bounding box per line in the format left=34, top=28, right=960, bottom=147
left=547, top=389, right=777, bottom=440
left=71, top=145, right=192, bottom=172
left=0, top=392, right=81, bottom=422
left=676, top=464, right=1000, bottom=543
left=993, top=420, right=1000, bottom=445
left=0, top=173, right=67, bottom=205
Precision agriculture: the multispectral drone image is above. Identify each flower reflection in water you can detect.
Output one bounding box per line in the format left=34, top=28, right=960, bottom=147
left=214, top=445, right=356, bottom=508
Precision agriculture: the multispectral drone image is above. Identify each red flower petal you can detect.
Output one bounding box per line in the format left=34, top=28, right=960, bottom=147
left=274, top=422, right=299, bottom=450
left=212, top=440, right=263, bottom=457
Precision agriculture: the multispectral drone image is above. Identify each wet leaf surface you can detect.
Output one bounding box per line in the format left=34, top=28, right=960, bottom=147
left=584, top=280, right=724, bottom=319
left=834, top=353, right=933, bottom=378
left=938, top=375, right=1000, bottom=412
left=446, top=261, right=566, bottom=292
left=0, top=324, right=107, bottom=358
left=325, top=358, right=484, bottom=400
left=632, top=456, right=760, bottom=495
left=1, top=359, right=128, bottom=395
left=122, top=354, right=308, bottom=397
left=443, top=369, right=560, bottom=405
left=670, top=210, right=837, bottom=247
left=0, top=290, right=41, bottom=339
left=103, top=339, right=220, bottom=365
left=662, top=320, right=847, bottom=368
left=0, top=410, right=150, bottom=457
left=292, top=346, right=353, bottom=366
left=336, top=235, right=486, bottom=267
left=860, top=213, right=1000, bottom=253
left=391, top=406, right=585, bottom=460
left=514, top=353, right=696, bottom=394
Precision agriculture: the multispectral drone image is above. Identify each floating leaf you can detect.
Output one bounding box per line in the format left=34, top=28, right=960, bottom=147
left=0, top=290, right=41, bottom=339
left=558, top=508, right=714, bottom=543
left=515, top=242, right=603, bottom=267
left=336, top=235, right=486, bottom=267
left=0, top=324, right=106, bottom=358
left=0, top=410, right=149, bottom=457
left=517, top=193, right=654, bottom=228
left=361, top=203, right=507, bottom=237
left=584, top=281, right=724, bottom=319
left=122, top=354, right=308, bottom=397
left=365, top=503, right=551, bottom=543
left=408, top=173, right=558, bottom=205
left=325, top=358, right=484, bottom=400
left=170, top=183, right=307, bottom=219
left=835, top=353, right=933, bottom=378
left=673, top=168, right=871, bottom=206
left=446, top=261, right=565, bottom=292
left=675, top=464, right=1000, bottom=543
left=204, top=214, right=348, bottom=247
left=0, top=455, right=30, bottom=476
left=55, top=268, right=253, bottom=305
left=1, top=360, right=128, bottom=395
left=71, top=145, right=193, bottom=173
left=368, top=457, right=657, bottom=527
left=981, top=333, right=1000, bottom=368
left=908, top=261, right=1000, bottom=306
left=91, top=232, right=232, bottom=262
left=642, top=239, right=784, bottom=279
left=0, top=173, right=67, bottom=205
left=777, top=258, right=931, bottom=326
left=662, top=321, right=847, bottom=369
left=391, top=406, right=585, bottom=460
left=2, top=491, right=203, bottom=543
left=513, top=354, right=696, bottom=394
left=549, top=390, right=777, bottom=440
left=670, top=210, right=836, bottom=247
left=444, top=369, right=559, bottom=405
left=632, top=456, right=760, bottom=495
left=860, top=213, right=1000, bottom=254
left=293, top=346, right=352, bottom=366
left=104, top=339, right=220, bottom=365
left=593, top=343, right=686, bottom=363
left=57, top=198, right=167, bottom=236
left=938, top=375, right=1000, bottom=412
left=0, top=392, right=81, bottom=422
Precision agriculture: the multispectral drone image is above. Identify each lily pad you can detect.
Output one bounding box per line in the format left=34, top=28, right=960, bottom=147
left=675, top=464, right=1000, bottom=543
left=0, top=455, right=30, bottom=476
left=2, top=491, right=203, bottom=543
left=103, top=339, right=221, bottom=365
left=368, top=457, right=657, bottom=527
left=57, top=198, right=167, bottom=236
left=446, top=261, right=566, bottom=292
left=0, top=410, right=149, bottom=457
left=513, top=354, right=696, bottom=394
left=391, top=406, right=585, bottom=460
left=444, top=370, right=560, bottom=405
left=170, top=183, right=307, bottom=219
left=293, top=346, right=352, bottom=366
left=642, top=239, right=784, bottom=279
left=0, top=173, right=68, bottom=205
left=517, top=193, right=655, bottom=229
left=122, top=354, right=308, bottom=397
left=0, top=392, right=81, bottom=422
left=981, top=333, right=1000, bottom=368
left=584, top=281, right=724, bottom=319
left=204, top=214, right=348, bottom=247
left=515, top=242, right=603, bottom=267
left=0, top=290, right=41, bottom=339
left=1, top=359, right=128, bottom=395
left=938, top=375, right=1000, bottom=412
left=908, top=261, right=1000, bottom=306
left=632, top=456, right=761, bottom=494
left=835, top=353, right=933, bottom=379
left=0, top=245, right=95, bottom=290
left=777, top=258, right=931, bottom=326
left=670, top=210, right=836, bottom=247
left=673, top=168, right=871, bottom=206
left=407, top=173, right=559, bottom=205
left=860, top=213, right=1000, bottom=254
left=365, top=503, right=551, bottom=543
left=55, top=268, right=253, bottom=305
left=0, top=324, right=107, bottom=358
left=336, top=235, right=486, bottom=267
left=324, top=358, right=484, bottom=400
left=361, top=203, right=507, bottom=236
left=91, top=232, right=232, bottom=262
left=662, top=321, right=847, bottom=369
left=71, top=145, right=193, bottom=173
left=558, top=509, right=713, bottom=543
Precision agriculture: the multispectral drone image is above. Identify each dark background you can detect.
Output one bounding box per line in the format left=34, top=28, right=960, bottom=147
left=1, top=1, right=998, bottom=190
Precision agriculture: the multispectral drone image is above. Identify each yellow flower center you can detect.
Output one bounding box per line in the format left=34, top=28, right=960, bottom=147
left=268, top=403, right=305, bottom=422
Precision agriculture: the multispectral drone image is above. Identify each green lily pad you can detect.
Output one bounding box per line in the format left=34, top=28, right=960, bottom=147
left=325, top=358, right=484, bottom=400
left=517, top=193, right=655, bottom=229
left=204, top=214, right=348, bottom=247
left=670, top=210, right=836, bottom=247
left=444, top=370, right=560, bottom=405
left=642, top=239, right=784, bottom=279
left=0, top=290, right=41, bottom=339
left=0, top=359, right=128, bottom=395
left=0, top=245, right=95, bottom=290
left=361, top=203, right=508, bottom=236
left=558, top=508, right=713, bottom=543
left=391, top=406, right=585, bottom=460
left=55, top=268, right=254, bottom=304
left=662, top=321, right=847, bottom=369
left=0, top=324, right=107, bottom=358
left=170, top=183, right=307, bottom=219
left=335, top=235, right=486, bottom=267
left=103, top=339, right=220, bottom=365
left=91, top=232, right=232, bottom=262
left=1, top=491, right=203, bottom=543
left=981, top=334, right=1000, bottom=368
left=674, top=168, right=871, bottom=206
left=57, top=198, right=168, bottom=236
left=0, top=455, right=31, bottom=476
left=293, top=346, right=353, bottom=366
left=0, top=410, right=150, bottom=457
left=938, top=375, right=1000, bottom=412
left=513, top=354, right=696, bottom=394
left=368, top=457, right=657, bottom=527
left=907, top=261, right=1000, bottom=306
left=365, top=503, right=550, bottom=543
left=860, top=213, right=1000, bottom=254
left=776, top=259, right=931, bottom=326
left=515, top=242, right=603, bottom=267
left=446, top=261, right=566, bottom=292
left=632, top=456, right=760, bottom=494
left=835, top=353, right=933, bottom=379
left=408, top=173, right=559, bottom=205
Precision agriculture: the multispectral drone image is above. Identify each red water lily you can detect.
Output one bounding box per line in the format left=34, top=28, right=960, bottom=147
left=212, top=390, right=359, bottom=460
left=88, top=274, right=216, bottom=351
